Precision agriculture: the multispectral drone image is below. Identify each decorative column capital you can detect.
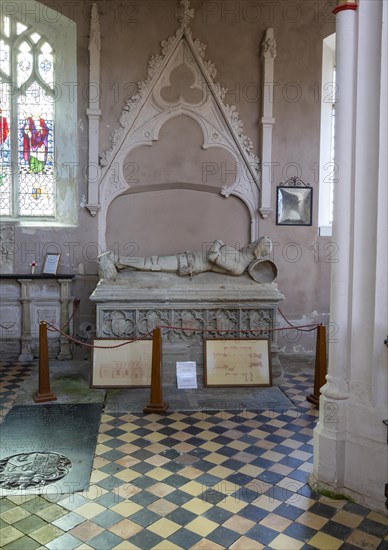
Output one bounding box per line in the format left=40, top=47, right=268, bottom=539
left=333, top=0, right=358, bottom=15
left=261, top=28, right=277, bottom=60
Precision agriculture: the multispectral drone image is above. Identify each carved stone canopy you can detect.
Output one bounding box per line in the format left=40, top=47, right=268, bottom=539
left=97, top=0, right=261, bottom=250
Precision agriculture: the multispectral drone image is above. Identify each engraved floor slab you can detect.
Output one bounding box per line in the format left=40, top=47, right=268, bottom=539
left=0, top=403, right=102, bottom=497
left=104, top=385, right=295, bottom=413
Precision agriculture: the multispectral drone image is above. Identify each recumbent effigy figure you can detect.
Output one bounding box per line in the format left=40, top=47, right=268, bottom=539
left=98, top=236, right=278, bottom=284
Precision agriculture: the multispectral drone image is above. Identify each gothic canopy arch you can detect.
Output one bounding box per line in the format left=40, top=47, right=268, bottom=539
left=92, top=0, right=262, bottom=249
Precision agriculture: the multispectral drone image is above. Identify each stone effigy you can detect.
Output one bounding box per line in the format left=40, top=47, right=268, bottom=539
left=97, top=236, right=278, bottom=284
left=92, top=237, right=284, bottom=384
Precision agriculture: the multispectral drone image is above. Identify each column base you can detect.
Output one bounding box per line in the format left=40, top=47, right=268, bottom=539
left=18, top=352, right=34, bottom=362
left=143, top=401, right=169, bottom=414
left=56, top=351, right=73, bottom=361
left=33, top=390, right=57, bottom=403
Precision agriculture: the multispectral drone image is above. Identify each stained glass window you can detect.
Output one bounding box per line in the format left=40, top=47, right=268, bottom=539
left=0, top=15, right=55, bottom=218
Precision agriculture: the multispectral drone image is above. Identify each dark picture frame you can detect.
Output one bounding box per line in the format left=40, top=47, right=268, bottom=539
left=276, top=178, right=313, bottom=226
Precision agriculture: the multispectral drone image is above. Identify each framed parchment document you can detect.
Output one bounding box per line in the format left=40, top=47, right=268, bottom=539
left=91, top=339, right=152, bottom=388
left=204, top=339, right=272, bottom=387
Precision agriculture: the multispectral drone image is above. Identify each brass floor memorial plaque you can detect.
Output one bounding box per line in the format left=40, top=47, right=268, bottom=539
left=0, top=404, right=102, bottom=496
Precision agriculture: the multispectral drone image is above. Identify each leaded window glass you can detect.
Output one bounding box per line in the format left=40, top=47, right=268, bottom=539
left=0, top=15, right=55, bottom=218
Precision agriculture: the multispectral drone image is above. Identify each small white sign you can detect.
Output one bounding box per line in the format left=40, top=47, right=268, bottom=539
left=176, top=361, right=198, bottom=389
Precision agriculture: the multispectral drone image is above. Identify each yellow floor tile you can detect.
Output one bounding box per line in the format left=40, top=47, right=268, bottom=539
left=286, top=495, right=315, bottom=510
left=116, top=432, right=139, bottom=443
left=182, top=497, right=213, bottom=514
left=260, top=450, right=285, bottom=463
left=203, top=453, right=227, bottom=465
left=89, top=469, right=110, bottom=483
left=296, top=511, right=329, bottom=530
left=259, top=512, right=293, bottom=532
left=178, top=466, right=204, bottom=479
left=95, top=443, right=113, bottom=455
left=147, top=517, right=181, bottom=537
left=0, top=525, right=24, bottom=546
left=239, top=465, right=266, bottom=479
left=77, top=485, right=107, bottom=502
left=114, top=469, right=141, bottom=482
left=145, top=468, right=172, bottom=481
left=223, top=514, right=256, bottom=534
left=173, top=442, right=195, bottom=453
left=69, top=520, right=104, bottom=541
left=152, top=543, right=183, bottom=550
left=227, top=440, right=249, bottom=451
left=1, top=506, right=30, bottom=523
left=216, top=496, right=247, bottom=513
left=111, top=501, right=142, bottom=517
left=143, top=432, right=166, bottom=443
left=190, top=539, right=224, bottom=549
left=29, top=524, right=64, bottom=545
left=97, top=433, right=112, bottom=443
left=145, top=455, right=170, bottom=467
left=116, top=443, right=140, bottom=455
left=112, top=542, right=141, bottom=550
left=75, top=502, right=107, bottom=519
left=346, top=529, right=382, bottom=550
left=108, top=518, right=142, bottom=538
left=269, top=533, right=304, bottom=549
left=308, top=532, right=343, bottom=550
left=114, top=456, right=140, bottom=468
left=4, top=494, right=36, bottom=504
left=207, top=465, right=235, bottom=478
left=276, top=477, right=305, bottom=492
left=331, top=509, right=363, bottom=528
left=200, top=441, right=222, bottom=451
left=179, top=480, right=205, bottom=496
left=251, top=496, right=283, bottom=512
left=147, top=482, right=175, bottom=497
left=185, top=516, right=219, bottom=536
left=92, top=456, right=110, bottom=469
left=229, top=535, right=265, bottom=549
left=367, top=510, right=388, bottom=525
left=113, top=483, right=141, bottom=501
left=147, top=499, right=178, bottom=516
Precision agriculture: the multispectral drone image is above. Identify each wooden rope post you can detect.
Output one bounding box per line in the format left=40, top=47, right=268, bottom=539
left=307, top=324, right=327, bottom=407
left=144, top=327, right=169, bottom=414
left=33, top=321, right=57, bottom=403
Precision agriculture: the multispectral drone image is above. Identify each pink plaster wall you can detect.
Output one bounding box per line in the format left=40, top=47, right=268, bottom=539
left=9, top=0, right=335, bottom=352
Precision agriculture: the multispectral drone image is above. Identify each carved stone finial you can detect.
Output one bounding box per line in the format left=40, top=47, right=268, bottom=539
left=261, top=28, right=277, bottom=59
left=89, top=3, right=101, bottom=52
left=176, top=0, right=194, bottom=29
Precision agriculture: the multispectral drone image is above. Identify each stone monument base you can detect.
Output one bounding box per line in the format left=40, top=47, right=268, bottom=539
left=90, top=271, right=285, bottom=385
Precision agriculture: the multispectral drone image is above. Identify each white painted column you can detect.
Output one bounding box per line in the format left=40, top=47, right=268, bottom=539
left=348, top=0, right=383, bottom=406
left=86, top=3, right=102, bottom=217
left=259, top=29, right=277, bottom=220
left=18, top=278, right=33, bottom=361
left=56, top=279, right=73, bottom=360
left=312, top=0, right=358, bottom=486
left=314, top=0, right=387, bottom=511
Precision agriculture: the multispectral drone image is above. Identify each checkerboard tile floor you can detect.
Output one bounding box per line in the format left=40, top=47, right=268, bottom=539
left=1, top=363, right=387, bottom=549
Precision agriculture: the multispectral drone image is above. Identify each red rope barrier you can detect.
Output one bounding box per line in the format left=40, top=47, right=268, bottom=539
left=43, top=314, right=319, bottom=349
left=45, top=321, right=153, bottom=349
